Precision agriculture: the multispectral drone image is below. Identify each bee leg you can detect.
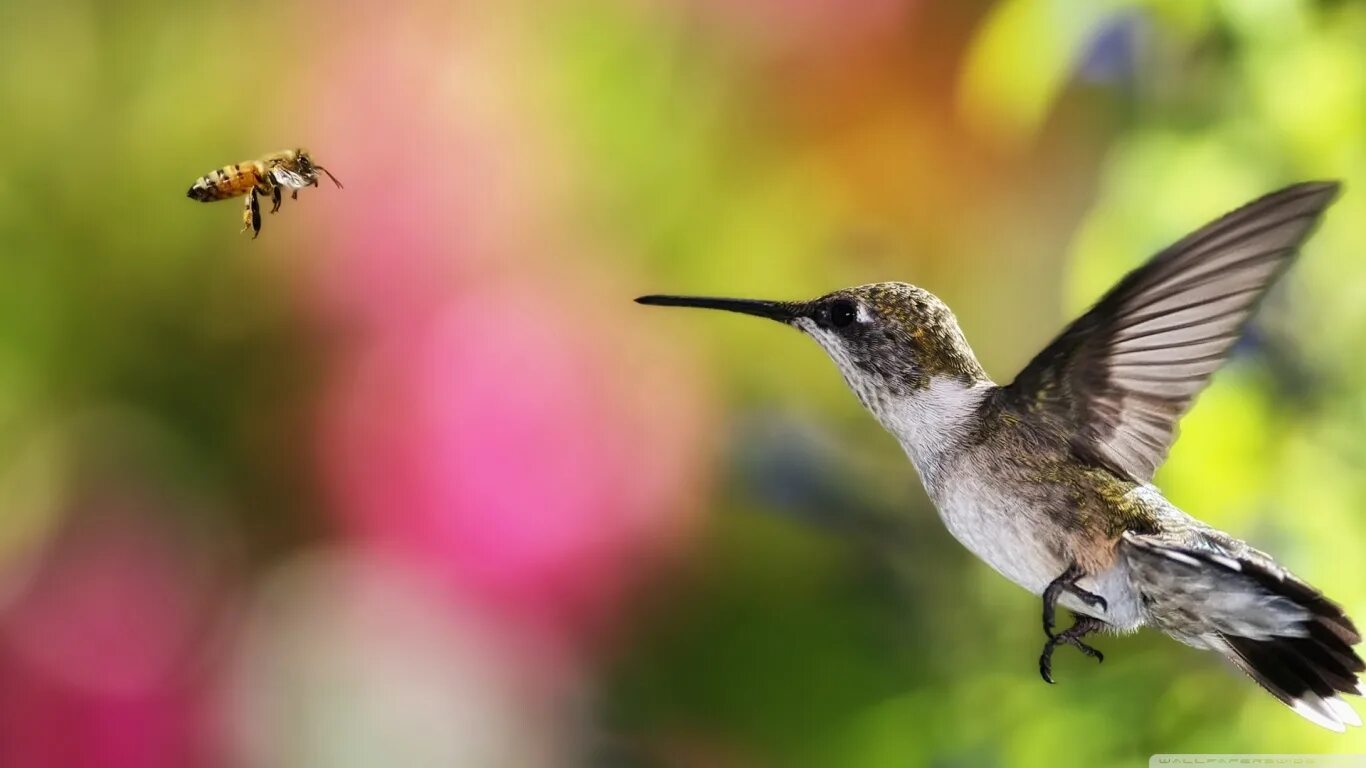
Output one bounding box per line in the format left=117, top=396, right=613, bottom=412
left=241, top=190, right=262, bottom=239
left=291, top=190, right=299, bottom=200
left=270, top=185, right=282, bottom=214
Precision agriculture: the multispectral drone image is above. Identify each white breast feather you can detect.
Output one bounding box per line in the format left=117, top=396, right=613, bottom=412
left=879, top=378, right=1146, bottom=631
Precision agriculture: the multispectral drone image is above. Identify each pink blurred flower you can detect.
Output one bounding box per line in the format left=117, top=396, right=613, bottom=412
left=317, top=279, right=711, bottom=660
left=0, top=495, right=226, bottom=768
left=296, top=4, right=714, bottom=665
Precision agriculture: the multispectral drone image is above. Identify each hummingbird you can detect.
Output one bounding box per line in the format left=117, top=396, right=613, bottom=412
left=637, top=181, right=1364, bottom=731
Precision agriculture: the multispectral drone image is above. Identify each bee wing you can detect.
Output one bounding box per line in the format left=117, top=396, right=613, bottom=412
left=1001, top=182, right=1340, bottom=482
left=270, top=167, right=312, bottom=189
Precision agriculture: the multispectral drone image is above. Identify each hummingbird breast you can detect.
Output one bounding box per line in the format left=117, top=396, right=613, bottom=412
left=880, top=378, right=1150, bottom=630
left=929, top=466, right=1149, bottom=631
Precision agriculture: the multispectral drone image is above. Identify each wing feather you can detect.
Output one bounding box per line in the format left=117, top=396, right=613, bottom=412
left=1001, top=182, right=1340, bottom=481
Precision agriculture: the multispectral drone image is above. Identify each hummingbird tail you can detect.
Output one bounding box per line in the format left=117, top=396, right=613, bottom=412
left=1123, top=532, right=1363, bottom=731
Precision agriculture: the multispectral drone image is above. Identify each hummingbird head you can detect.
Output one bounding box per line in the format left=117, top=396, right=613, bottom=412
left=637, top=282, right=990, bottom=415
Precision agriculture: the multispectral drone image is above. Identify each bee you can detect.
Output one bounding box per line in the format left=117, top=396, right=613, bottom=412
left=187, top=148, right=342, bottom=238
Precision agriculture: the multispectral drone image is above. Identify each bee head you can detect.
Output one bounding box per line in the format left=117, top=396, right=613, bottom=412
left=294, top=149, right=343, bottom=190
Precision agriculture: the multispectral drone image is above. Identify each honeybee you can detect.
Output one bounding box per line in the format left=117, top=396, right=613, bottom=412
left=187, top=148, right=342, bottom=238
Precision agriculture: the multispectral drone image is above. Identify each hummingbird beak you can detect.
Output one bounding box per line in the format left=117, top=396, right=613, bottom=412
left=635, top=295, right=800, bottom=324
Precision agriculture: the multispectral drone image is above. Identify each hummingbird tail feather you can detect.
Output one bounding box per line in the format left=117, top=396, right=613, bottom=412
left=1123, top=532, right=1363, bottom=731
left=1217, top=632, right=1363, bottom=731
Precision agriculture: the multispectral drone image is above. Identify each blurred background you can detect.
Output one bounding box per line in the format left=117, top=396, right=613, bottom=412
left=1, top=0, right=1365, bottom=765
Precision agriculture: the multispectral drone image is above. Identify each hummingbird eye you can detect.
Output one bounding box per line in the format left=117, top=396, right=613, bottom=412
left=828, top=299, right=857, bottom=328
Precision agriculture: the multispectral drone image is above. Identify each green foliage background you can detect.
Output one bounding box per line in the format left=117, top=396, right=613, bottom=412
left=1, top=0, right=1365, bottom=766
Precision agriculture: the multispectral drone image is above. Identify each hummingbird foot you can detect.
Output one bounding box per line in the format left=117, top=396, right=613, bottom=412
left=1038, top=615, right=1106, bottom=684
left=1041, top=562, right=1107, bottom=639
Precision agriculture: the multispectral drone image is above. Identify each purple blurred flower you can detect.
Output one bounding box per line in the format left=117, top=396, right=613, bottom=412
left=1078, top=12, right=1145, bottom=85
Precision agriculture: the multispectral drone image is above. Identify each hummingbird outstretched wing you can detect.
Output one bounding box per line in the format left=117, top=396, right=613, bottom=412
left=1002, top=181, right=1340, bottom=482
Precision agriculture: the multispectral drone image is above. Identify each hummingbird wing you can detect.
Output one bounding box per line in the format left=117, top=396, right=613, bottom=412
left=1002, top=181, right=1340, bottom=482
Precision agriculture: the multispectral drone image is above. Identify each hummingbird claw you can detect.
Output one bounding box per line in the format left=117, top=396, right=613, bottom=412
left=1040, top=658, right=1056, bottom=684
left=1040, top=562, right=1107, bottom=642
left=1037, top=615, right=1107, bottom=684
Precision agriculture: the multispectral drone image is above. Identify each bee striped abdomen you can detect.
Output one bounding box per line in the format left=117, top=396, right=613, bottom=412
left=186, top=162, right=264, bottom=202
